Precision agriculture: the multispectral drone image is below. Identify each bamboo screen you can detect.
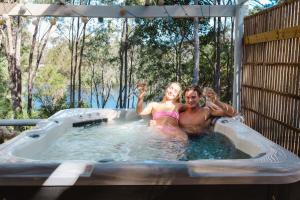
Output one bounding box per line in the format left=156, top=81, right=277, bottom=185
left=242, top=0, right=300, bottom=156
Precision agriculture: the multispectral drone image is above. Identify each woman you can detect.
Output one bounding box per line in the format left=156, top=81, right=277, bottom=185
left=136, top=82, right=187, bottom=142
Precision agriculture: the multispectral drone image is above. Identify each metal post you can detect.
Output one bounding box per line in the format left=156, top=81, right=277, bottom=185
left=233, top=4, right=248, bottom=112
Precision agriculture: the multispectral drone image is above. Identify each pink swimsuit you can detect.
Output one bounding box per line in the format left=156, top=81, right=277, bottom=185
left=152, top=111, right=180, bottom=121
left=151, top=111, right=186, bottom=141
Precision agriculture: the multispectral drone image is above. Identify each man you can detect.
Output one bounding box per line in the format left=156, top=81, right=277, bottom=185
left=179, top=86, right=236, bottom=136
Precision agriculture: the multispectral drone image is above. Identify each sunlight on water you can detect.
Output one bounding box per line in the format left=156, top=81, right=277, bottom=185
left=32, top=120, right=250, bottom=161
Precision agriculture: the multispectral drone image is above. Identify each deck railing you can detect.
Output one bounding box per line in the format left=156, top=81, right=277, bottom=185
left=0, top=119, right=43, bottom=126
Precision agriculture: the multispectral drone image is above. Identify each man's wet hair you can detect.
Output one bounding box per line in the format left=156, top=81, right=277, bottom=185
left=183, top=86, right=203, bottom=97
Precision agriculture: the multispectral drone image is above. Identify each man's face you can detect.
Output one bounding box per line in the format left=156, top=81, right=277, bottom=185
left=184, top=90, right=201, bottom=108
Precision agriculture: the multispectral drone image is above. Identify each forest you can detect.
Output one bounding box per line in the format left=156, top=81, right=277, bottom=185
left=0, top=0, right=280, bottom=123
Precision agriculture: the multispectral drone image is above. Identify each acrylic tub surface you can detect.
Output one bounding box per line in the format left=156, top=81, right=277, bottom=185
left=0, top=108, right=299, bottom=186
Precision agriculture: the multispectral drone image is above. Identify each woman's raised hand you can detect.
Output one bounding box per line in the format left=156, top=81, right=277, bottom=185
left=206, top=101, right=220, bottom=111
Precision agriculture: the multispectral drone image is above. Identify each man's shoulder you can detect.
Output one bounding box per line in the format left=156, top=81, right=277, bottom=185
left=184, top=107, right=211, bottom=117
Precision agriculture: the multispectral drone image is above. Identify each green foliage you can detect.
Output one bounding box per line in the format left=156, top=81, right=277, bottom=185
left=83, top=25, right=119, bottom=106
left=34, top=64, right=68, bottom=118
left=21, top=28, right=32, bottom=73
left=0, top=56, right=12, bottom=119
left=132, top=13, right=226, bottom=102
left=45, top=41, right=71, bottom=76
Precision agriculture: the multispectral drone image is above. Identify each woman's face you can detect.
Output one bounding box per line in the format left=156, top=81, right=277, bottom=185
left=165, top=83, right=181, bottom=101
left=203, top=88, right=216, bottom=100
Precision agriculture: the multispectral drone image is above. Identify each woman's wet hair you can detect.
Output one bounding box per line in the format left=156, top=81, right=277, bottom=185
left=202, top=87, right=215, bottom=96
left=183, top=86, right=203, bottom=97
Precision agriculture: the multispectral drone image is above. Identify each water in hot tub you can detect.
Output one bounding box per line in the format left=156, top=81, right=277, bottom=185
left=32, top=120, right=250, bottom=161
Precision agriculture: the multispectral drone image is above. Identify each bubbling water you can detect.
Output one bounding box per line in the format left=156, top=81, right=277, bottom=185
left=31, top=120, right=250, bottom=162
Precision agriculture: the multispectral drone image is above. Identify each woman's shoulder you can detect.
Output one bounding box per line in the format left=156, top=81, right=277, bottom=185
left=149, top=101, right=160, bottom=107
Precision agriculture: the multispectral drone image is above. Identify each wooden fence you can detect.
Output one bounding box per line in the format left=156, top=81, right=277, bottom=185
left=242, top=0, right=300, bottom=156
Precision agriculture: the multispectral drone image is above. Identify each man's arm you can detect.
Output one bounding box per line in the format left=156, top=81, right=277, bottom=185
left=178, top=104, right=187, bottom=113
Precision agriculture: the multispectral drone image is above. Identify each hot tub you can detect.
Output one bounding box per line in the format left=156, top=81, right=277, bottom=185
left=0, top=108, right=300, bottom=200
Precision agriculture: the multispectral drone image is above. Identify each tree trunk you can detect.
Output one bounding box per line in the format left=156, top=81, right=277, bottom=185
left=215, top=16, right=221, bottom=96
left=94, top=79, right=100, bottom=108
left=33, top=23, right=54, bottom=88
left=178, top=45, right=182, bottom=82
left=14, top=16, right=23, bottom=118
left=101, top=85, right=111, bottom=108
left=1, top=15, right=23, bottom=118
left=118, top=20, right=126, bottom=108
left=90, top=64, right=95, bottom=107
left=118, top=50, right=124, bottom=108
left=100, top=69, right=104, bottom=108
left=131, top=87, right=135, bottom=108
left=178, top=30, right=186, bottom=83
left=214, top=0, right=221, bottom=96
left=100, top=69, right=111, bottom=109
left=69, top=18, right=75, bottom=108
left=192, top=0, right=200, bottom=86
left=123, top=19, right=128, bottom=108
left=101, top=75, right=112, bottom=109
left=27, top=18, right=39, bottom=117
left=127, top=48, right=134, bottom=108
left=228, top=16, right=234, bottom=102
left=175, top=47, right=179, bottom=82
left=72, top=17, right=80, bottom=107
left=78, top=22, right=87, bottom=108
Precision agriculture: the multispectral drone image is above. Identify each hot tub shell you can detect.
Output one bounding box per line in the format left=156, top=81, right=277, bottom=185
left=0, top=108, right=299, bottom=199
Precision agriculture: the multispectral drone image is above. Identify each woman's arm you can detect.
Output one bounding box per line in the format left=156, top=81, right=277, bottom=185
left=136, top=82, right=154, bottom=116
left=213, top=100, right=237, bottom=117
left=136, top=95, right=145, bottom=114
left=204, top=88, right=236, bottom=117
left=136, top=98, right=155, bottom=116
left=206, top=101, right=225, bottom=116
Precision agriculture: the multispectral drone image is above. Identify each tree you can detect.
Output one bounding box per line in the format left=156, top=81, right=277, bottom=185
left=27, top=17, right=56, bottom=117
left=213, top=0, right=221, bottom=96
left=84, top=24, right=118, bottom=108
left=0, top=55, right=11, bottom=119
left=192, top=0, right=200, bottom=85
left=0, top=12, right=23, bottom=118
left=34, top=64, right=68, bottom=118
left=77, top=16, right=88, bottom=108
